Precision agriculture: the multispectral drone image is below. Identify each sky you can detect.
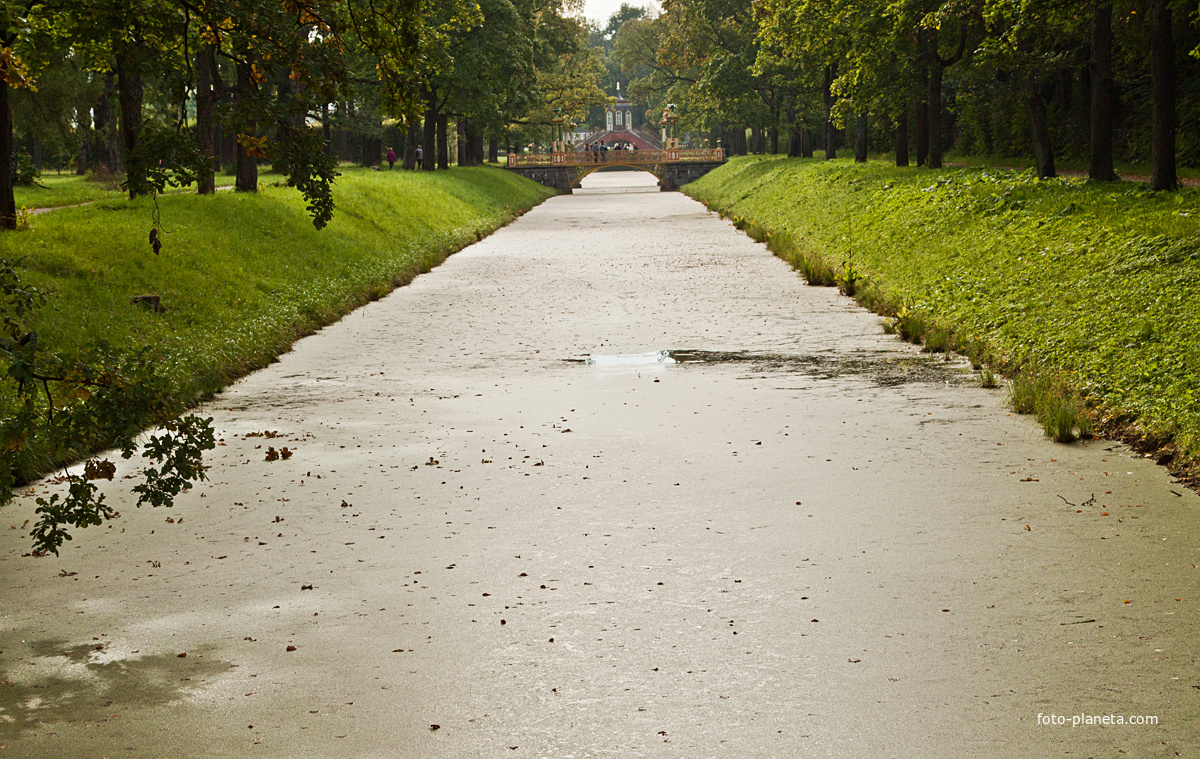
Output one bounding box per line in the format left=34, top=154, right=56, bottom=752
left=580, top=0, right=656, bottom=28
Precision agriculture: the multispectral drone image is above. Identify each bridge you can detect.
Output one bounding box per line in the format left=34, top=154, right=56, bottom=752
left=505, top=148, right=725, bottom=194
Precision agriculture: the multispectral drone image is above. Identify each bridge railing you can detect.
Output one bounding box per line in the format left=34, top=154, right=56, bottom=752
left=507, top=148, right=724, bottom=167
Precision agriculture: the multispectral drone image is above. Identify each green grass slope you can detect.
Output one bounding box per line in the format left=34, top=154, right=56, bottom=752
left=14, top=173, right=126, bottom=210
left=1, top=166, right=553, bottom=486
left=685, top=156, right=1200, bottom=480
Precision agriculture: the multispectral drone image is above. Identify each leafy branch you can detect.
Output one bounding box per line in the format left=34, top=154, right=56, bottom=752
left=1, top=257, right=216, bottom=556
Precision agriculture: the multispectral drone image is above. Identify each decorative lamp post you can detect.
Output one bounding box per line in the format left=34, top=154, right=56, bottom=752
left=551, top=108, right=564, bottom=154
left=665, top=103, right=679, bottom=149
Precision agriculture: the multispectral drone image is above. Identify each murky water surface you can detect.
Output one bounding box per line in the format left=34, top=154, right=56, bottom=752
left=1, top=171, right=1197, bottom=757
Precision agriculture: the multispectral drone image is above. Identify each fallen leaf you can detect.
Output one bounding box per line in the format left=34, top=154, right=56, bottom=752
left=286, top=645, right=297, bottom=651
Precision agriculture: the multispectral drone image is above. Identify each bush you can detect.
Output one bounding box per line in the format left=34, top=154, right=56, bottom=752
left=12, top=152, right=39, bottom=187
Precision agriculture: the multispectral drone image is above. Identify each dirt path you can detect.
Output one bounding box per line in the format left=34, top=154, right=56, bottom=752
left=1, top=172, right=1197, bottom=757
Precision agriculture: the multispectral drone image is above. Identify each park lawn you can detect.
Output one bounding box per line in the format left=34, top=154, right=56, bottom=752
left=0, top=165, right=553, bottom=486
left=13, top=173, right=126, bottom=210
left=685, top=155, right=1200, bottom=479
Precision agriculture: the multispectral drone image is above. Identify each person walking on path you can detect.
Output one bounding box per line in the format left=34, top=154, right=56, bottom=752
left=414, top=145, right=424, bottom=168
left=386, top=147, right=397, bottom=169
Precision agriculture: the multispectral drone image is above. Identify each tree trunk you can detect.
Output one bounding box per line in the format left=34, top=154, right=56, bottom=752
left=115, top=52, right=145, bottom=198
left=0, top=80, right=14, bottom=230
left=195, top=45, right=216, bottom=194
left=895, top=113, right=909, bottom=166
left=786, top=108, right=800, bottom=157
left=1026, top=84, right=1056, bottom=179
left=92, top=72, right=123, bottom=172
left=927, top=59, right=944, bottom=168
left=471, top=129, right=484, bottom=166
left=322, top=103, right=332, bottom=156
left=1089, top=0, right=1115, bottom=181
left=234, top=58, right=258, bottom=192
left=75, top=102, right=91, bottom=175
left=359, top=132, right=377, bottom=167
left=488, top=136, right=499, bottom=163
left=422, top=106, right=436, bottom=170
left=1149, top=0, right=1176, bottom=191
left=802, top=128, right=813, bottom=158
left=456, top=118, right=467, bottom=165
left=915, top=78, right=929, bottom=167
left=824, top=64, right=837, bottom=160
left=731, top=126, right=748, bottom=155
left=854, top=113, right=868, bottom=162
left=403, top=117, right=418, bottom=169
left=436, top=113, right=448, bottom=169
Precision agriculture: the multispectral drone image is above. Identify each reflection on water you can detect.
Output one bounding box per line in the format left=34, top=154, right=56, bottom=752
left=583, top=350, right=675, bottom=367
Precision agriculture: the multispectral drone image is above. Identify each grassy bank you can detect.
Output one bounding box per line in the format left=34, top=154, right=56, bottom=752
left=1, top=166, right=553, bottom=488
left=14, top=173, right=127, bottom=210
left=684, top=156, right=1200, bottom=482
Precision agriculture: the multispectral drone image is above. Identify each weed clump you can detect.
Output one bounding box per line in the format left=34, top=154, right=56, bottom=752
left=800, top=252, right=838, bottom=287
left=766, top=230, right=837, bottom=286
left=1009, top=373, right=1046, bottom=414
left=892, top=307, right=928, bottom=344
left=922, top=326, right=952, bottom=353
left=1009, top=372, right=1090, bottom=442
left=1039, top=391, right=1090, bottom=443
left=836, top=256, right=861, bottom=296
left=745, top=220, right=771, bottom=244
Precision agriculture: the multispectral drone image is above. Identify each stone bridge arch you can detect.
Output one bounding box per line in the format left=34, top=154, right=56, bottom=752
left=505, top=149, right=725, bottom=194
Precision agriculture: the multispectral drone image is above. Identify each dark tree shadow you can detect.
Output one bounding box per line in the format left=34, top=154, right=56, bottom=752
left=0, top=636, right=231, bottom=739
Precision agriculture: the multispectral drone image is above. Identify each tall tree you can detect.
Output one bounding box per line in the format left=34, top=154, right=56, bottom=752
left=1148, top=0, right=1175, bottom=190
left=1, top=0, right=38, bottom=229
left=1088, top=0, right=1116, bottom=181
